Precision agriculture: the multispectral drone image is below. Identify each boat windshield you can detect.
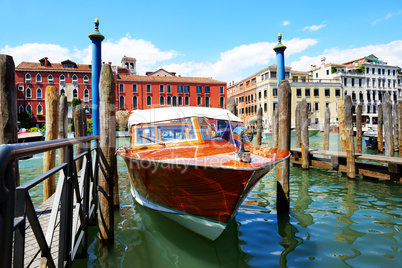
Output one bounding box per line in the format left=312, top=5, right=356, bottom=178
left=197, top=117, right=243, bottom=141
left=135, top=118, right=197, bottom=145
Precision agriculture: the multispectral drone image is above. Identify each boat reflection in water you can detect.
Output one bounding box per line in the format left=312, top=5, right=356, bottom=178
left=118, top=107, right=290, bottom=240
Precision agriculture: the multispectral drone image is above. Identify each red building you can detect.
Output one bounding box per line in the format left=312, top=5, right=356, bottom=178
left=15, top=57, right=227, bottom=127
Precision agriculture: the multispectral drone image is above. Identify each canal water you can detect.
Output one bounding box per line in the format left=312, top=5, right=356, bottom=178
left=19, top=133, right=401, bottom=267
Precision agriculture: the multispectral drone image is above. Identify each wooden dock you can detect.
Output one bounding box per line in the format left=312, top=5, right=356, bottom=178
left=291, top=148, right=402, bottom=182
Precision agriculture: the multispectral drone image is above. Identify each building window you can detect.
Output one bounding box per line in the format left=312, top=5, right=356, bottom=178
left=325, top=88, right=330, bottom=97
left=196, top=85, right=202, bottom=94
left=159, top=96, right=164, bottom=106
left=344, top=78, right=347, bottom=86
left=83, top=75, right=89, bottom=83
left=37, top=88, right=42, bottom=99
left=314, top=102, right=319, bottom=111
left=25, top=73, right=31, bottom=83
left=197, top=96, right=202, bottom=106
left=335, top=88, right=340, bottom=97
left=314, top=88, right=319, bottom=97
left=293, top=76, right=298, bottom=82
left=177, top=85, right=183, bottom=93
left=119, top=84, right=124, bottom=93
left=60, top=88, right=65, bottom=96
left=146, top=84, right=151, bottom=93
left=359, top=79, right=362, bottom=87
left=73, top=89, right=78, bottom=98
left=85, top=105, right=90, bottom=114
left=120, top=96, right=125, bottom=109
left=220, top=97, right=224, bottom=108
left=160, top=84, right=164, bottom=93
left=36, top=73, right=42, bottom=83
left=172, top=96, right=177, bottom=106
left=185, top=96, right=189, bottom=105
left=326, top=70, right=329, bottom=75
left=167, top=96, right=171, bottom=105
left=147, top=96, right=152, bottom=106
left=205, top=86, right=210, bottom=94
left=37, top=104, right=43, bottom=115
left=60, top=75, right=65, bottom=83
left=178, top=96, right=182, bottom=106
left=26, top=88, right=32, bottom=99
left=205, top=97, right=210, bottom=107
left=18, top=86, right=24, bottom=91
left=19, top=105, right=24, bottom=113
left=48, top=75, right=53, bottom=83
left=273, top=88, right=278, bottom=97
left=184, top=85, right=190, bottom=93
left=133, top=96, right=138, bottom=109
left=26, top=104, right=32, bottom=115
left=305, top=88, right=310, bottom=97
left=84, top=89, right=89, bottom=102
left=220, top=86, right=224, bottom=94
left=367, top=91, right=371, bottom=100
left=297, top=88, right=302, bottom=97
left=351, top=78, right=355, bottom=87
left=132, top=84, right=137, bottom=93
left=72, top=74, right=78, bottom=83
left=167, top=85, right=171, bottom=93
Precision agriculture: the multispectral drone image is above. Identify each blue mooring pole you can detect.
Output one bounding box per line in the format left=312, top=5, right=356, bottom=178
left=273, top=33, right=287, bottom=86
left=88, top=18, right=104, bottom=136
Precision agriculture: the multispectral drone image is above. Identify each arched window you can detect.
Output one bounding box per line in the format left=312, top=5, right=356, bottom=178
left=37, top=104, right=43, bottom=115
left=84, top=89, right=89, bottom=101
left=167, top=96, right=171, bottom=105
left=185, top=96, right=189, bottom=106
left=26, top=88, right=32, bottom=99
left=147, top=96, right=152, bottom=106
left=36, top=73, right=41, bottom=83
left=160, top=96, right=165, bottom=106
left=172, top=96, right=177, bottom=107
left=37, top=88, right=42, bottom=99
left=85, top=104, right=90, bottom=114
left=19, top=105, right=24, bottom=113
left=133, top=96, right=138, bottom=109
left=220, top=97, right=224, bottom=108
left=26, top=104, right=32, bottom=115
left=178, top=96, right=182, bottom=106
left=60, top=88, right=65, bottom=96
left=48, top=74, right=53, bottom=83
left=72, top=74, right=78, bottom=83
left=120, top=96, right=125, bottom=109
left=197, top=96, right=202, bottom=106
left=60, top=74, right=65, bottom=83
left=83, top=75, right=89, bottom=83
left=205, top=97, right=210, bottom=107
left=25, top=73, right=31, bottom=83
left=73, top=88, right=78, bottom=98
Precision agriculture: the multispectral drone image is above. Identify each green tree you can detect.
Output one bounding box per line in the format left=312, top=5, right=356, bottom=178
left=116, top=110, right=130, bottom=131
left=18, top=111, right=32, bottom=129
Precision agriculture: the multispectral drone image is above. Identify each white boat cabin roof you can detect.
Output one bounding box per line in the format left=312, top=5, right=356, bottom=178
left=128, top=107, right=242, bottom=126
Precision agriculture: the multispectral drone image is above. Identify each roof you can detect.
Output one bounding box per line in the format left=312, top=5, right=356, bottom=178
left=16, top=61, right=92, bottom=72
left=128, top=107, right=242, bottom=126
left=119, top=74, right=225, bottom=84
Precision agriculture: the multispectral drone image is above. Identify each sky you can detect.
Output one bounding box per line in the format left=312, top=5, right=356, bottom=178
left=1, top=0, right=402, bottom=83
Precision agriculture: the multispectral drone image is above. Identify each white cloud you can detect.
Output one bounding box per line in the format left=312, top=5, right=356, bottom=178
left=303, top=24, right=326, bottom=31
left=282, top=21, right=290, bottom=26
left=290, top=40, right=402, bottom=71
left=385, top=13, right=393, bottom=19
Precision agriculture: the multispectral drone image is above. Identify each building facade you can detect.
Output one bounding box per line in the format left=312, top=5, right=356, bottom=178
left=15, top=57, right=227, bottom=127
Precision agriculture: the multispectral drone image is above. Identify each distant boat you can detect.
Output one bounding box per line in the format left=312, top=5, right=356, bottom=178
left=18, top=129, right=43, bottom=143
left=363, top=128, right=384, bottom=149
left=263, top=129, right=319, bottom=138
left=117, top=107, right=290, bottom=240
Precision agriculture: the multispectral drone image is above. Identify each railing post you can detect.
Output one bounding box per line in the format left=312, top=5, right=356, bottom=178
left=13, top=188, right=27, bottom=268
left=81, top=142, right=91, bottom=256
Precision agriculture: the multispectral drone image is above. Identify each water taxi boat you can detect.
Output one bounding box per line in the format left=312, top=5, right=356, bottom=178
left=118, top=107, right=290, bottom=240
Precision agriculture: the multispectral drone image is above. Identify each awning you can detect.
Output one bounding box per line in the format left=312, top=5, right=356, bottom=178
left=248, top=119, right=257, bottom=124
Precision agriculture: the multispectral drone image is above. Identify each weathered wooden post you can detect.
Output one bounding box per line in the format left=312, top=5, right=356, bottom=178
left=356, top=104, right=362, bottom=154
left=272, top=107, right=279, bottom=148
left=256, top=106, right=263, bottom=145
left=301, top=99, right=309, bottom=169
left=295, top=103, right=301, bottom=148
left=378, top=104, right=383, bottom=153
left=344, top=95, right=356, bottom=179
left=0, top=54, right=18, bottom=268
left=58, top=95, right=68, bottom=164
left=394, top=104, right=399, bottom=152
left=383, top=93, right=393, bottom=157
left=324, top=107, right=330, bottom=151
left=338, top=99, right=346, bottom=152
left=98, top=64, right=116, bottom=245
left=277, top=80, right=291, bottom=213
left=399, top=101, right=402, bottom=156
left=74, top=105, right=88, bottom=169
left=43, top=86, right=59, bottom=201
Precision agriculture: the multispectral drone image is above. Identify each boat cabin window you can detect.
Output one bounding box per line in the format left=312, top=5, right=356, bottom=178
left=134, top=118, right=196, bottom=145
left=197, top=118, right=243, bottom=141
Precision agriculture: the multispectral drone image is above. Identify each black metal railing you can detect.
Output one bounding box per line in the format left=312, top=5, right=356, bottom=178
left=0, top=136, right=99, bottom=268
